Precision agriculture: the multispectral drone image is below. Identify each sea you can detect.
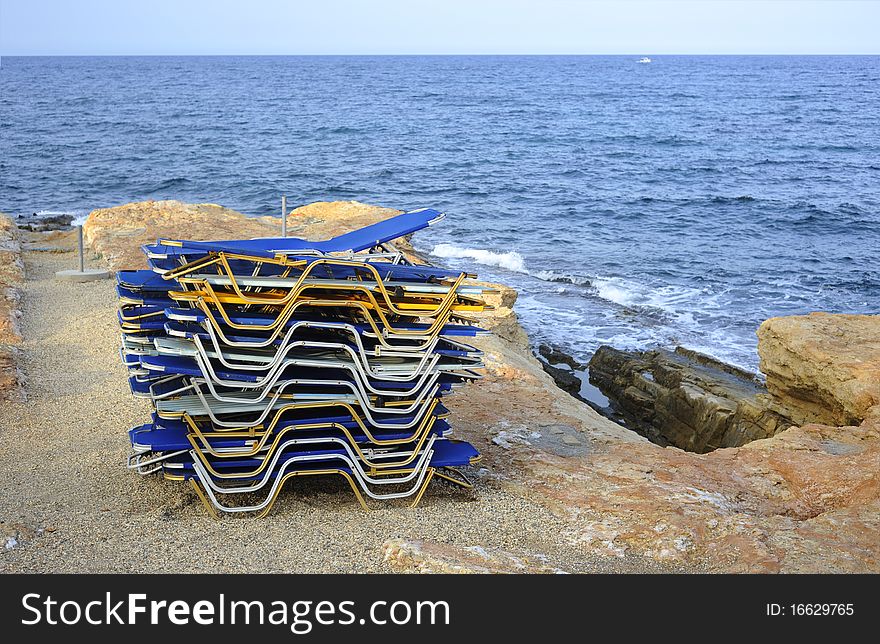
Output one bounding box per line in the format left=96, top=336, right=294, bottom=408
left=2, top=55, right=878, bottom=371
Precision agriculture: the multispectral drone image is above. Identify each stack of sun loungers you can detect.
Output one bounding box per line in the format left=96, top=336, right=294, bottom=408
left=116, top=209, right=488, bottom=517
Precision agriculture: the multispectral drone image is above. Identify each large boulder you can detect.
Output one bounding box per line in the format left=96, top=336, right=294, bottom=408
left=757, top=313, right=880, bottom=426
left=84, top=200, right=286, bottom=270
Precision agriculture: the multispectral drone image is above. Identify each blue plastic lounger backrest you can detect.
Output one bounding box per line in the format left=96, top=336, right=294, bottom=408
left=302, top=208, right=444, bottom=253
left=156, top=208, right=445, bottom=255
left=428, top=439, right=479, bottom=467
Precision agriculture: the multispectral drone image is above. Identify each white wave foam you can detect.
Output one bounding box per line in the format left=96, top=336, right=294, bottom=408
left=429, top=241, right=723, bottom=322
left=431, top=243, right=527, bottom=273
left=591, top=277, right=640, bottom=307
left=429, top=244, right=598, bottom=288
left=590, top=276, right=721, bottom=314
left=531, top=270, right=592, bottom=286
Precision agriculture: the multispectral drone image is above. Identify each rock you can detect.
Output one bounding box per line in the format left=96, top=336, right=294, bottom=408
left=83, top=199, right=410, bottom=271
left=538, top=343, right=582, bottom=370
left=84, top=200, right=287, bottom=270
left=540, top=361, right=582, bottom=397
left=757, top=313, right=880, bottom=426
left=382, top=539, right=568, bottom=574
left=536, top=343, right=598, bottom=406
left=0, top=215, right=24, bottom=401
left=0, top=214, right=24, bottom=345
left=588, top=345, right=792, bottom=452
left=503, top=417, right=880, bottom=572
left=15, top=212, right=75, bottom=232
left=536, top=344, right=586, bottom=397
left=464, top=280, right=528, bottom=348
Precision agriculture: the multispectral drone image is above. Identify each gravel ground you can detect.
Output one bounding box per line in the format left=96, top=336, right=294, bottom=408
left=0, top=238, right=668, bottom=573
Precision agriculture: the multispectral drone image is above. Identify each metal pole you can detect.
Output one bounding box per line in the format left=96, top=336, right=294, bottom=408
left=78, top=225, right=84, bottom=272
left=281, top=195, right=287, bottom=238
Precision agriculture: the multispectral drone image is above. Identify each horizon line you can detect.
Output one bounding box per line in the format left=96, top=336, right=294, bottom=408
left=3, top=52, right=879, bottom=57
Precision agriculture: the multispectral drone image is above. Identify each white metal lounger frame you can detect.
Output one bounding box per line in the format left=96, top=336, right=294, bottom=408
left=139, top=375, right=445, bottom=433
left=190, top=434, right=438, bottom=486
left=145, top=351, right=448, bottom=411
left=157, top=380, right=442, bottom=430
left=172, top=333, right=448, bottom=383
left=183, top=321, right=448, bottom=377
left=185, top=447, right=436, bottom=514
left=152, top=336, right=477, bottom=398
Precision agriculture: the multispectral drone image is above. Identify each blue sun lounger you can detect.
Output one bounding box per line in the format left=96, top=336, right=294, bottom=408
left=155, top=208, right=444, bottom=255
left=118, top=207, right=483, bottom=515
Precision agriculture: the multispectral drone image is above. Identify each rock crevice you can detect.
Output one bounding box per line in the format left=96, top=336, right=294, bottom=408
left=588, top=345, right=792, bottom=452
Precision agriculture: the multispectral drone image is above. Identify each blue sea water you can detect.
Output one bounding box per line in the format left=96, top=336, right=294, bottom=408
left=1, top=55, right=878, bottom=370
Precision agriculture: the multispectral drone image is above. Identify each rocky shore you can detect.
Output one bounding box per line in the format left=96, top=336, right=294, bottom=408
left=1, top=200, right=877, bottom=573
left=0, top=214, right=24, bottom=401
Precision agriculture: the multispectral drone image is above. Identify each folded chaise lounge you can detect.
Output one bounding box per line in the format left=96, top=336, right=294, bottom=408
left=117, top=207, right=485, bottom=516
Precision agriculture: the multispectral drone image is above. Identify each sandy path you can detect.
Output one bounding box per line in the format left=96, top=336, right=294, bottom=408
left=0, top=235, right=668, bottom=573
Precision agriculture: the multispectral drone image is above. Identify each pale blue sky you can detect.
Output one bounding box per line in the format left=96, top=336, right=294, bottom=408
left=1, top=0, right=877, bottom=55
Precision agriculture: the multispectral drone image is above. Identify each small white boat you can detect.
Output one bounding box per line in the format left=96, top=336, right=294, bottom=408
left=637, top=57, right=652, bottom=64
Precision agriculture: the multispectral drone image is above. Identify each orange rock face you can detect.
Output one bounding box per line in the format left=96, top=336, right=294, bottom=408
left=506, top=423, right=878, bottom=572
left=758, top=313, right=880, bottom=426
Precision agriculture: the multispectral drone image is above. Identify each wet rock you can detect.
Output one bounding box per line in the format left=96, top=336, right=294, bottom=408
left=538, top=343, right=582, bottom=370
left=15, top=212, right=75, bottom=233
left=16, top=212, right=75, bottom=232
left=540, top=361, right=582, bottom=396
left=588, top=345, right=792, bottom=452
left=757, top=313, right=880, bottom=426
left=536, top=344, right=585, bottom=397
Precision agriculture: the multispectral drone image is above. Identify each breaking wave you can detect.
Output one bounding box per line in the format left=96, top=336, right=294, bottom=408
left=429, top=243, right=719, bottom=317
left=431, top=243, right=527, bottom=273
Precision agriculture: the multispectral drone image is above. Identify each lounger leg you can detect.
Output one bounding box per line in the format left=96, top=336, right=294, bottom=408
left=434, top=467, right=474, bottom=489
left=409, top=468, right=435, bottom=508
left=189, top=479, right=220, bottom=519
